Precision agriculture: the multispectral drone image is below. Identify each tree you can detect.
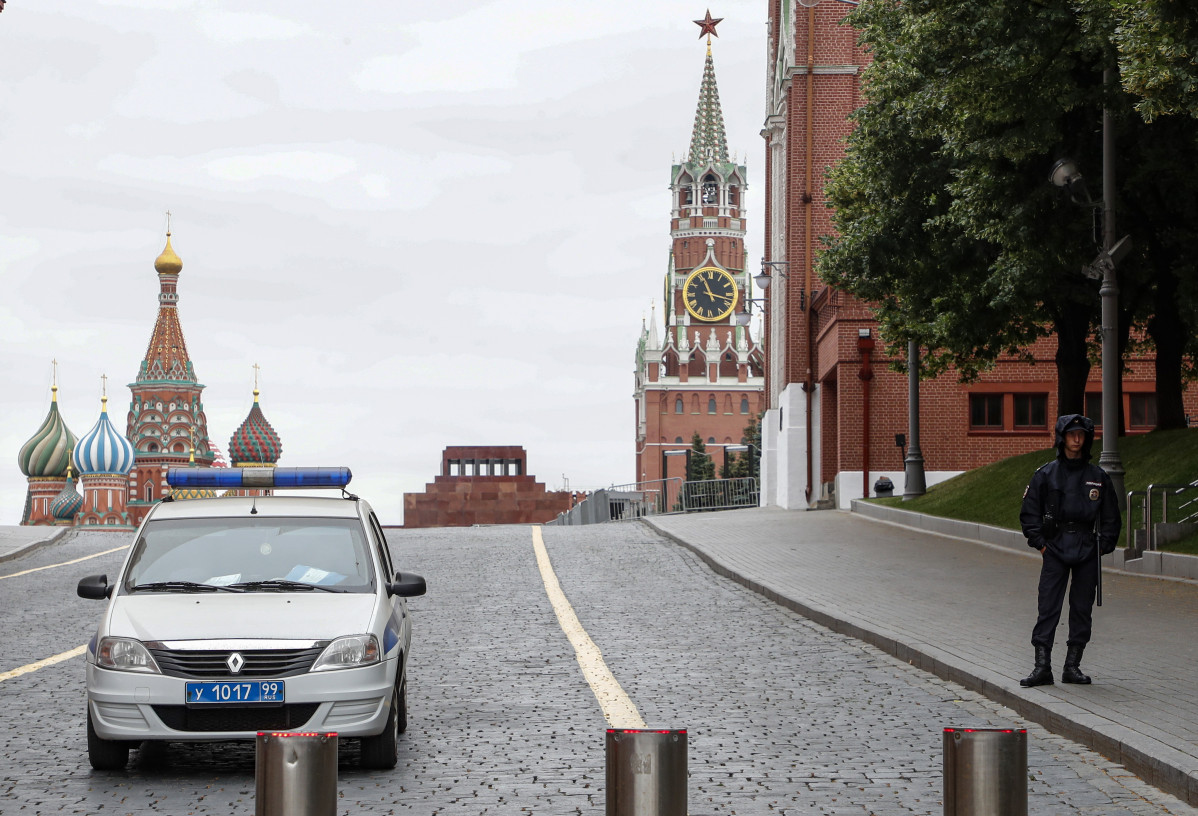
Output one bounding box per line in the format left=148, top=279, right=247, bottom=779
left=822, top=0, right=1198, bottom=427
left=721, top=416, right=762, bottom=479
left=687, top=432, right=715, bottom=482
left=1082, top=0, right=1198, bottom=121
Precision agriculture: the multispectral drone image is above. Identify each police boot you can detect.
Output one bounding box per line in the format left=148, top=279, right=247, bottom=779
left=1019, top=646, right=1053, bottom=687
left=1061, top=644, right=1091, bottom=684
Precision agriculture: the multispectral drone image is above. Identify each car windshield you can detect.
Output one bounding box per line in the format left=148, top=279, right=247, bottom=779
left=122, top=517, right=375, bottom=594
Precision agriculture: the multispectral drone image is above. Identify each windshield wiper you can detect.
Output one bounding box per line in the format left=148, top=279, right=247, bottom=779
left=130, top=581, right=242, bottom=593
left=227, top=579, right=342, bottom=593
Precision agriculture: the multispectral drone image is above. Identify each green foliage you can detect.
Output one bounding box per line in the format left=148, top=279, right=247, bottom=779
left=721, top=416, right=762, bottom=479
left=687, top=432, right=715, bottom=482
left=822, top=0, right=1198, bottom=424
left=1088, top=0, right=1198, bottom=121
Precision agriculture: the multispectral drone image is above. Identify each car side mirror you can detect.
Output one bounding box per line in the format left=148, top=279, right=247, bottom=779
left=77, top=574, right=112, bottom=600
left=387, top=572, right=426, bottom=598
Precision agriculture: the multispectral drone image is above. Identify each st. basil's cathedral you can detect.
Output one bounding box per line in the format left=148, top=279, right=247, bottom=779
left=16, top=231, right=284, bottom=528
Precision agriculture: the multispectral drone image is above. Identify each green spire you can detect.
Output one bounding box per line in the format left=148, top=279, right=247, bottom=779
left=687, top=48, right=729, bottom=166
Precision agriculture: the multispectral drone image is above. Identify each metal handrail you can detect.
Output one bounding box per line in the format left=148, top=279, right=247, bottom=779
left=1144, top=481, right=1198, bottom=550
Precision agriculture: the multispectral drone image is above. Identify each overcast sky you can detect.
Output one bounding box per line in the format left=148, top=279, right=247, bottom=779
left=1, top=1, right=767, bottom=525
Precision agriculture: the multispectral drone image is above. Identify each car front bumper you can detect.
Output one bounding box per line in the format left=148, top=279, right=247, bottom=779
left=87, top=658, right=396, bottom=742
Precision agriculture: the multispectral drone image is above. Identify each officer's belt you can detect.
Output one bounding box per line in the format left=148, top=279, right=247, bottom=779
left=1060, top=522, right=1094, bottom=534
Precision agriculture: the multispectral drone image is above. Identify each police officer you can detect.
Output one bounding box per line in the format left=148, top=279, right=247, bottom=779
left=1019, top=414, right=1120, bottom=687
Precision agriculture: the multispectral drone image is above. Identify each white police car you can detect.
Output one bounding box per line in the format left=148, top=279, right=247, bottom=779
left=76, top=467, right=425, bottom=771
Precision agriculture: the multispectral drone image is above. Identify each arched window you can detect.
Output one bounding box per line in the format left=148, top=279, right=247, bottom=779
left=675, top=398, right=684, bottom=414
left=707, top=437, right=716, bottom=445
left=702, top=174, right=718, bottom=204
left=740, top=397, right=750, bottom=414
left=720, top=352, right=737, bottom=378
left=708, top=397, right=717, bottom=414
left=674, top=437, right=684, bottom=444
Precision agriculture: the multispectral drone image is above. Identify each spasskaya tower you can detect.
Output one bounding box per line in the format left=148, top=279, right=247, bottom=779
left=633, top=12, right=765, bottom=486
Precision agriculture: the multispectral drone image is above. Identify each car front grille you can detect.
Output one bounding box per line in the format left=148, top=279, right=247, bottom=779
left=148, top=645, right=327, bottom=679
left=153, top=704, right=320, bottom=733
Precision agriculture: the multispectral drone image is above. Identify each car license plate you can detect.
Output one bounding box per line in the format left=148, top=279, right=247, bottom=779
left=186, top=680, right=285, bottom=705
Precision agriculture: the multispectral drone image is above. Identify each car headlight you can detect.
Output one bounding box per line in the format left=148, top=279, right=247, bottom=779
left=312, top=634, right=381, bottom=672
left=96, top=637, right=161, bottom=674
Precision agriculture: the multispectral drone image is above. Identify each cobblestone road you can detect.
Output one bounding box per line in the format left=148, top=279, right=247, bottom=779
left=0, top=524, right=1194, bottom=815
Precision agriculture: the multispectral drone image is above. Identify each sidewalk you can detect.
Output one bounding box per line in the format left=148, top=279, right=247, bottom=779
left=645, top=506, right=1198, bottom=807
left=0, top=526, right=67, bottom=563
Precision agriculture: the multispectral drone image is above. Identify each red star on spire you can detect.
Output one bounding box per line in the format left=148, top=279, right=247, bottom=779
left=694, top=9, right=722, bottom=39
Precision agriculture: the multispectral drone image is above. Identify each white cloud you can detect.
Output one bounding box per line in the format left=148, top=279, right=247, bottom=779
left=206, top=151, right=357, bottom=183
left=195, top=10, right=315, bottom=45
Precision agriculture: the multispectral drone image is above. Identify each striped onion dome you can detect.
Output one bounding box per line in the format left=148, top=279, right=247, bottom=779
left=50, top=469, right=84, bottom=521
left=18, top=386, right=78, bottom=478
left=73, top=396, right=136, bottom=476
left=228, top=390, right=282, bottom=465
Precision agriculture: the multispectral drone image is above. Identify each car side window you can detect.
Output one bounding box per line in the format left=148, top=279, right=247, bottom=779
left=368, top=513, right=395, bottom=580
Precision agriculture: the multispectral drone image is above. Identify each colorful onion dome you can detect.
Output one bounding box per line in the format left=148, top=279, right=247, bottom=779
left=50, top=468, right=84, bottom=521
left=228, top=390, right=282, bottom=465
left=74, top=396, right=136, bottom=475
left=18, top=385, right=78, bottom=478
left=154, top=232, right=183, bottom=276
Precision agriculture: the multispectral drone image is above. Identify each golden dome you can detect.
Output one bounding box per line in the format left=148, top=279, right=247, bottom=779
left=154, top=233, right=183, bottom=276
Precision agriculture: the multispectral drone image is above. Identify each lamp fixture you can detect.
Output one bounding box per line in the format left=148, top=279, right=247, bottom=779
left=756, top=259, right=790, bottom=291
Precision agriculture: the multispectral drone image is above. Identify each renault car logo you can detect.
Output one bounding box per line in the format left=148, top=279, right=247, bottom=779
left=226, top=652, right=245, bottom=674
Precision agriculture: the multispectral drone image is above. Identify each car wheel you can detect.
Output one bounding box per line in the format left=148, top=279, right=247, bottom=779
left=87, top=708, right=130, bottom=771
left=359, top=681, right=400, bottom=770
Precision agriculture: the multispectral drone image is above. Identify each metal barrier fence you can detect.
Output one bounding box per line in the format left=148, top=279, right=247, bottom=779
left=550, top=477, right=759, bottom=525
left=679, top=477, right=759, bottom=512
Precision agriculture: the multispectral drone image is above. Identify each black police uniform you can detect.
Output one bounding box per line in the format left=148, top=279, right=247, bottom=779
left=1018, top=414, right=1120, bottom=686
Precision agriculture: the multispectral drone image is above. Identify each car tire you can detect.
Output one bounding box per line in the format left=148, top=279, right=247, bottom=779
left=397, top=673, right=408, bottom=735
left=87, top=708, right=130, bottom=771
left=359, top=679, right=400, bottom=770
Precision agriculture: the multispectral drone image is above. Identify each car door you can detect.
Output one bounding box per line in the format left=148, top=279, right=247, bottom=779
left=367, top=512, right=409, bottom=662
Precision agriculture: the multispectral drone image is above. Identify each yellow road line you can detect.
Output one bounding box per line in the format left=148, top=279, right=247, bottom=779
left=531, top=526, right=645, bottom=729
left=0, top=545, right=127, bottom=580
left=0, top=645, right=87, bottom=684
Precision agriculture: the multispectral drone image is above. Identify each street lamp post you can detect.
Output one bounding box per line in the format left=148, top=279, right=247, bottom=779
left=903, top=339, right=926, bottom=499
left=1048, top=72, right=1128, bottom=507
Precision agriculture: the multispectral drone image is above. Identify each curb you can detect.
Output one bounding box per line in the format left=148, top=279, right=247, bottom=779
left=642, top=514, right=1198, bottom=807
left=0, top=528, right=71, bottom=565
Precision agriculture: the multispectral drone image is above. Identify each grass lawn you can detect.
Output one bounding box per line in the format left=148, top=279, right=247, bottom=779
left=872, top=427, right=1198, bottom=554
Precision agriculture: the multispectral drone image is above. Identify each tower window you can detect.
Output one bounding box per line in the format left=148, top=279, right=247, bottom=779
left=740, top=397, right=750, bottom=415
left=708, top=397, right=717, bottom=414
left=702, top=175, right=718, bottom=204
left=675, top=398, right=684, bottom=414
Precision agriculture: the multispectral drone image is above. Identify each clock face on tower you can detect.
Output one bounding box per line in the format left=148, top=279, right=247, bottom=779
left=683, top=266, right=738, bottom=322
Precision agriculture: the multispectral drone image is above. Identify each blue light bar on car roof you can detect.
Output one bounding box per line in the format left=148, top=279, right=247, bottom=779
left=166, top=467, right=353, bottom=490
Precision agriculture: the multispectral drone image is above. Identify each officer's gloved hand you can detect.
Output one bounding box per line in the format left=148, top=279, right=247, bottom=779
left=1099, top=537, right=1117, bottom=556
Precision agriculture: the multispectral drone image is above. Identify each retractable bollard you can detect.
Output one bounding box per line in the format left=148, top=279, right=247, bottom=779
left=943, top=728, right=1027, bottom=816
left=606, top=728, right=686, bottom=816
left=255, top=732, right=338, bottom=816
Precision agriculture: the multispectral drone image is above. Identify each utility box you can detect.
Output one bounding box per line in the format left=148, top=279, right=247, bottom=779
left=606, top=728, right=687, bottom=816
left=255, top=732, right=338, bottom=816
left=943, top=728, right=1027, bottom=816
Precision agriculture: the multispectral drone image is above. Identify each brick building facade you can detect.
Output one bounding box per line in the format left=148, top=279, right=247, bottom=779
left=760, top=1, right=1197, bottom=509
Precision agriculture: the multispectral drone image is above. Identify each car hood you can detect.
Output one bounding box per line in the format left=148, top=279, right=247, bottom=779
left=105, top=593, right=378, bottom=642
